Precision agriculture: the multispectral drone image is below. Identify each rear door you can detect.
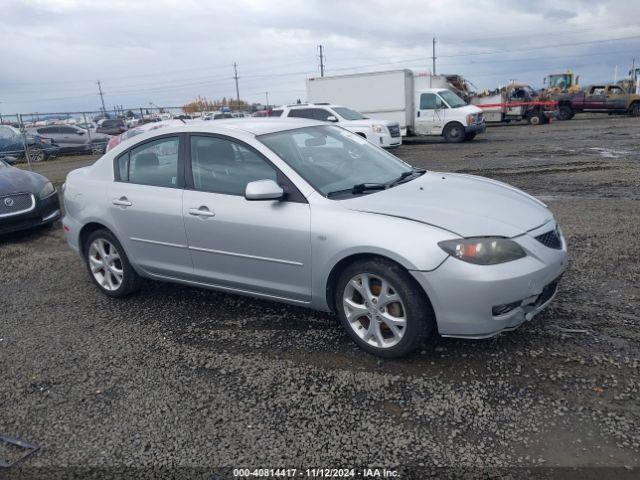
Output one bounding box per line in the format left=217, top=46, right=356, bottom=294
left=108, top=134, right=193, bottom=277
left=59, top=126, right=86, bottom=150
left=182, top=134, right=312, bottom=302
left=584, top=86, right=606, bottom=110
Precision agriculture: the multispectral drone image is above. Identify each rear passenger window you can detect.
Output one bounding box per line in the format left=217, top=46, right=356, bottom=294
left=116, top=137, right=179, bottom=188
left=288, top=109, right=315, bottom=119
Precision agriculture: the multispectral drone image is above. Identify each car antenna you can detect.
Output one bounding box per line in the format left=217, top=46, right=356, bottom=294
left=179, top=118, right=186, bottom=124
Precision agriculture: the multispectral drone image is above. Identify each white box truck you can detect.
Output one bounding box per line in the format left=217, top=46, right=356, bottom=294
left=306, top=69, right=485, bottom=142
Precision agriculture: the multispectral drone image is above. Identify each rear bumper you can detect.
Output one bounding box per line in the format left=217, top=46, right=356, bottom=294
left=0, top=193, right=60, bottom=235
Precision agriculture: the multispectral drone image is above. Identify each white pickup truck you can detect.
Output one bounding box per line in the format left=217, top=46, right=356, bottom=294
left=306, top=69, right=486, bottom=142
left=272, top=103, right=402, bottom=148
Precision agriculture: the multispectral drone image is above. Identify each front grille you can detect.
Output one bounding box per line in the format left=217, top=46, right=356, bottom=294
left=0, top=193, right=34, bottom=217
left=388, top=124, right=401, bottom=137
left=535, top=229, right=562, bottom=249
left=535, top=277, right=561, bottom=307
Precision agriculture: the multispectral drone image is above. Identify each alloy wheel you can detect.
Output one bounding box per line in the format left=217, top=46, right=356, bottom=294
left=342, top=273, right=407, bottom=349
left=29, top=148, right=44, bottom=163
left=88, top=238, right=124, bottom=291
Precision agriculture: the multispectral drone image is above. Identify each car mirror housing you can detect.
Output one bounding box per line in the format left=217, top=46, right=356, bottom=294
left=326, top=115, right=339, bottom=122
left=244, top=179, right=284, bottom=201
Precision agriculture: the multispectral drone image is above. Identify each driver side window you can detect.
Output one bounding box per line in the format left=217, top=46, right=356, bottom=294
left=190, top=136, right=278, bottom=196
left=420, top=93, right=444, bottom=110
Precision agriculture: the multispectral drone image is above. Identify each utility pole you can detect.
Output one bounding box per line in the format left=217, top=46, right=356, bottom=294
left=318, top=45, right=325, bottom=77
left=265, top=92, right=269, bottom=108
left=97, top=80, right=106, bottom=114
left=233, top=62, right=240, bottom=107
left=431, top=38, right=437, bottom=76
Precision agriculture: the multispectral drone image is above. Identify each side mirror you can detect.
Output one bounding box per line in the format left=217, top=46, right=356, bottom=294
left=326, top=115, right=338, bottom=122
left=244, top=179, right=284, bottom=201
left=78, top=130, right=85, bottom=135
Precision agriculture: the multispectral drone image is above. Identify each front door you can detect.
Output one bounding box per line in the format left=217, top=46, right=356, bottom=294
left=605, top=85, right=628, bottom=111
left=108, top=134, right=192, bottom=277
left=182, top=134, right=312, bottom=302
left=416, top=92, right=445, bottom=135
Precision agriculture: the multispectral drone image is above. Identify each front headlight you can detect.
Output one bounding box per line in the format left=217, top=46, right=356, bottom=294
left=38, top=181, right=55, bottom=199
left=466, top=114, right=474, bottom=125
left=372, top=124, right=386, bottom=133
left=438, top=237, right=526, bottom=265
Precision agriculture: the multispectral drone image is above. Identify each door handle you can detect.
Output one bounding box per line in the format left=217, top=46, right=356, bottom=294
left=188, top=206, right=215, bottom=217
left=417, top=111, right=421, bottom=117
left=112, top=197, right=132, bottom=207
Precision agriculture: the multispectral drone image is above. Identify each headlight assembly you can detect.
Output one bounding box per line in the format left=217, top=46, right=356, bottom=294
left=38, top=181, right=55, bottom=199
left=438, top=237, right=526, bottom=265
left=372, top=124, right=386, bottom=133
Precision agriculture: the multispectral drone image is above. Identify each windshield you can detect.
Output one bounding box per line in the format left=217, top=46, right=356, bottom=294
left=258, top=126, right=413, bottom=197
left=333, top=107, right=367, bottom=120
left=439, top=90, right=467, bottom=108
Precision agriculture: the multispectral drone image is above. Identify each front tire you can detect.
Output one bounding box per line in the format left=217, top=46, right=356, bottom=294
left=443, top=123, right=465, bottom=143
left=335, top=258, right=436, bottom=358
left=84, top=229, right=140, bottom=298
left=631, top=103, right=640, bottom=117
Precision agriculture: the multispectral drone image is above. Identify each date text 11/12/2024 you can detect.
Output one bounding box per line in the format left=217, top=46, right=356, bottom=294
left=233, top=468, right=399, bottom=477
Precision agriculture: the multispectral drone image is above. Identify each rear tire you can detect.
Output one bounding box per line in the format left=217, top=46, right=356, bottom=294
left=527, top=113, right=544, bottom=125
left=335, top=258, right=436, bottom=358
left=558, top=105, right=573, bottom=121
left=631, top=102, right=640, bottom=117
left=84, top=229, right=141, bottom=298
left=28, top=145, right=45, bottom=163
left=443, top=123, right=465, bottom=143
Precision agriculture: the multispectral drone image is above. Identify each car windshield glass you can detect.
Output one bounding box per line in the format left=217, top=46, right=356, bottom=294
left=439, top=90, right=467, bottom=108
left=332, top=107, right=367, bottom=120
left=258, top=125, right=413, bottom=198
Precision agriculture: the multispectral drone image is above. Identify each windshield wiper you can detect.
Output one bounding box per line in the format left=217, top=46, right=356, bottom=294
left=327, top=169, right=426, bottom=198
left=386, top=168, right=426, bottom=187
left=327, top=183, right=387, bottom=197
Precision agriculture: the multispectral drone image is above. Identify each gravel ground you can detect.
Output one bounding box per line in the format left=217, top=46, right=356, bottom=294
left=1, top=115, right=639, bottom=478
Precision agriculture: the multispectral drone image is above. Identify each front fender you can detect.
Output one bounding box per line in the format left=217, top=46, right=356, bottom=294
left=309, top=204, right=452, bottom=310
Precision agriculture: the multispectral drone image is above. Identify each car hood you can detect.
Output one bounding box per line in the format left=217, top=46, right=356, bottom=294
left=340, top=172, right=552, bottom=238
left=0, top=166, right=47, bottom=195
left=342, top=119, right=398, bottom=128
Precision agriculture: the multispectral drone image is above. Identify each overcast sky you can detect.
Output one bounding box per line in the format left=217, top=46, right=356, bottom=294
left=1, top=0, right=639, bottom=115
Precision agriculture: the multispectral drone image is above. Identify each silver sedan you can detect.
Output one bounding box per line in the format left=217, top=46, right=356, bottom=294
left=62, top=119, right=567, bottom=357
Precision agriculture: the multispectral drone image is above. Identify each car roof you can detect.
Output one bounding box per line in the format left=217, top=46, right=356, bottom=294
left=180, top=118, right=325, bottom=136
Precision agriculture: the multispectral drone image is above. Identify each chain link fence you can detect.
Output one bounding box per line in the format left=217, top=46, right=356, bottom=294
left=0, top=106, right=186, bottom=168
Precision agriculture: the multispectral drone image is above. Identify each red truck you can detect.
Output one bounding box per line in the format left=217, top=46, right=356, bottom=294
left=556, top=84, right=640, bottom=120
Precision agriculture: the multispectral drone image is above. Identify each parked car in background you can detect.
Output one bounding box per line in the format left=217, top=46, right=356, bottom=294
left=28, top=125, right=110, bottom=155
left=277, top=103, right=402, bottom=148
left=0, top=158, right=60, bottom=235
left=97, top=118, right=127, bottom=135
left=77, top=121, right=97, bottom=131
left=62, top=119, right=566, bottom=358
left=0, top=125, right=59, bottom=164
left=554, top=84, right=640, bottom=120
left=204, top=112, right=234, bottom=120
left=105, top=119, right=188, bottom=152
